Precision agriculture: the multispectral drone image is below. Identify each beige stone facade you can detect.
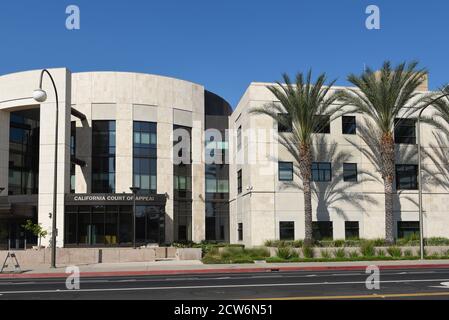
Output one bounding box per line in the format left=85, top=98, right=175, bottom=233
left=230, top=82, right=449, bottom=247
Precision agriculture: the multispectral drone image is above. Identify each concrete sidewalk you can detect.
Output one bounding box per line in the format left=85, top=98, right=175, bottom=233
left=2, top=259, right=449, bottom=279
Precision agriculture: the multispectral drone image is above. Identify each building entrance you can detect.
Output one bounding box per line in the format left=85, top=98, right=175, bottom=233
left=64, top=193, right=167, bottom=247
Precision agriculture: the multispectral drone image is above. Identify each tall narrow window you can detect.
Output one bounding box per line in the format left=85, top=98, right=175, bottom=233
left=133, top=122, right=157, bottom=193
left=237, top=125, right=242, bottom=150
left=70, top=121, right=76, bottom=193
left=343, top=163, right=358, bottom=182
left=238, top=223, right=243, bottom=241
left=345, top=221, right=359, bottom=239
left=92, top=121, right=116, bottom=193
left=278, top=162, right=293, bottom=181
left=173, top=125, right=192, bottom=242
left=237, top=169, right=242, bottom=194
left=342, top=116, right=356, bottom=134
left=8, top=110, right=40, bottom=195
left=280, top=221, right=295, bottom=240
left=396, top=164, right=418, bottom=190
left=394, top=118, right=416, bottom=144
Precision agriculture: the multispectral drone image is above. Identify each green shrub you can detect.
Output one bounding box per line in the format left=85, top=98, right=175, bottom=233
left=426, top=237, right=449, bottom=246
left=264, top=240, right=274, bottom=247
left=403, top=249, right=414, bottom=258
left=292, top=240, right=304, bottom=248
left=372, top=238, right=386, bottom=246
left=360, top=241, right=376, bottom=257
left=276, top=247, right=298, bottom=260
left=376, top=249, right=386, bottom=257
left=349, top=250, right=359, bottom=258
left=320, top=249, right=331, bottom=259
left=333, top=248, right=346, bottom=259
left=245, top=247, right=270, bottom=259
left=387, top=246, right=402, bottom=257
left=333, top=240, right=345, bottom=248
left=302, top=245, right=314, bottom=258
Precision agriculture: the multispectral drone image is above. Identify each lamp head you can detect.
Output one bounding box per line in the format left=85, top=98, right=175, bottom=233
left=33, top=89, right=47, bottom=103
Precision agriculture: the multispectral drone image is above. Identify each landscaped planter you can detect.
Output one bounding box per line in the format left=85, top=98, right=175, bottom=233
left=267, top=246, right=449, bottom=259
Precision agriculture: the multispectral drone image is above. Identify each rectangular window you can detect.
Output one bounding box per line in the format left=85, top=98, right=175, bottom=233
left=237, top=169, right=242, bottom=194
left=312, top=221, right=333, bottom=240
left=133, top=121, right=157, bottom=193
left=92, top=121, right=116, bottom=193
left=278, top=162, right=294, bottom=181
left=238, top=223, right=243, bottom=241
left=342, top=116, right=356, bottom=135
left=70, top=121, right=76, bottom=194
left=206, top=178, right=229, bottom=193
left=345, top=221, right=359, bottom=240
left=312, top=162, right=332, bottom=182
left=396, top=164, right=418, bottom=190
left=279, top=221, right=295, bottom=240
left=394, top=118, right=416, bottom=144
left=397, top=221, right=420, bottom=239
left=343, top=163, right=358, bottom=182
left=237, top=126, right=242, bottom=151
left=313, top=115, right=330, bottom=134
left=278, top=113, right=292, bottom=133
left=8, top=110, right=40, bottom=195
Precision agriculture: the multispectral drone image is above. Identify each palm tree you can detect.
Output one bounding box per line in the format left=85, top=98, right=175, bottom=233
left=251, top=71, right=342, bottom=245
left=337, top=61, right=428, bottom=244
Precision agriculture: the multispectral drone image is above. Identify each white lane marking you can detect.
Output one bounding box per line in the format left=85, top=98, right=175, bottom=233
left=306, top=275, right=317, bottom=277
left=2, top=278, right=449, bottom=295
left=430, top=281, right=449, bottom=289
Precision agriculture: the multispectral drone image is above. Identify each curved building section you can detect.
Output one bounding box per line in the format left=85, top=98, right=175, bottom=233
left=0, top=68, right=232, bottom=248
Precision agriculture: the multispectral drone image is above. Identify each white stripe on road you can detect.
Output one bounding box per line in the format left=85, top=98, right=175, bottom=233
left=1, top=278, right=449, bottom=295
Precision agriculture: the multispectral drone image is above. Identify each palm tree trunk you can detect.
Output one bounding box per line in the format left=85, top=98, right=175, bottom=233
left=299, top=143, right=313, bottom=245
left=381, top=134, right=395, bottom=245
left=384, top=179, right=395, bottom=244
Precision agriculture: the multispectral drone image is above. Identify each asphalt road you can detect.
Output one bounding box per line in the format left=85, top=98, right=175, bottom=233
left=1, top=267, right=449, bottom=300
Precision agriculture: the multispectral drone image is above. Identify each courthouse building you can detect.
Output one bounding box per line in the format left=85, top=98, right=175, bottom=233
left=0, top=68, right=447, bottom=248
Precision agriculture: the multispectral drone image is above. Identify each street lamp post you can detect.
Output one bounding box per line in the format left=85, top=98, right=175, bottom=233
left=417, top=92, right=449, bottom=260
left=130, top=186, right=141, bottom=249
left=33, top=69, right=59, bottom=268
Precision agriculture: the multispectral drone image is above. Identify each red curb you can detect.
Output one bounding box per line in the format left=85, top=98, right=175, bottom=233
left=1, top=263, right=449, bottom=279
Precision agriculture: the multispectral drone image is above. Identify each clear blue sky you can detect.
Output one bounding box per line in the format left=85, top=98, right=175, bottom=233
left=0, top=0, right=447, bottom=107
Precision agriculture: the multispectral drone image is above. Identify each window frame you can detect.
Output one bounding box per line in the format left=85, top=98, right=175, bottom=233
left=278, top=161, right=294, bottom=181
left=345, top=221, right=360, bottom=240
left=342, top=116, right=356, bottom=135
left=238, top=223, right=243, bottom=241
left=279, top=221, right=295, bottom=240
left=343, top=163, right=358, bottom=182
left=237, top=169, right=242, bottom=194
left=312, top=162, right=332, bottom=182
left=397, top=221, right=420, bottom=239
left=313, top=115, right=331, bottom=134
left=394, top=118, right=416, bottom=144
left=395, top=164, right=418, bottom=190
left=277, top=113, right=292, bottom=133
